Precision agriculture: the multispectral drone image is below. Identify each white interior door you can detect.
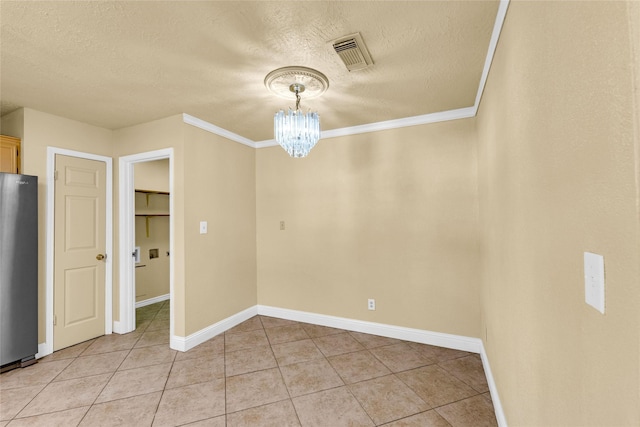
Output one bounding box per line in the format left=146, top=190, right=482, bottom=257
left=54, top=154, right=107, bottom=351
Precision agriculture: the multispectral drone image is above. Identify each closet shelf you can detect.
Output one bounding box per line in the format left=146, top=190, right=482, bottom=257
left=135, top=189, right=170, bottom=212
left=135, top=189, right=169, bottom=195
left=135, top=189, right=170, bottom=237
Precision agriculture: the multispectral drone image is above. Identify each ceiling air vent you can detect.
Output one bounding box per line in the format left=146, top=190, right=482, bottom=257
left=331, top=32, right=373, bottom=72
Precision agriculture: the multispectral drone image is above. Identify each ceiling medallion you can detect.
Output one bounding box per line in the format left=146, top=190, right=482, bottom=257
left=265, top=66, right=329, bottom=158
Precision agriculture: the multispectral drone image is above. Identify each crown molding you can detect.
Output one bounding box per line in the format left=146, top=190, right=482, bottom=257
left=182, top=113, right=256, bottom=148
left=254, top=106, right=476, bottom=148
left=473, top=0, right=510, bottom=114
left=185, top=0, right=510, bottom=149
left=321, top=106, right=476, bottom=139
left=254, top=139, right=278, bottom=149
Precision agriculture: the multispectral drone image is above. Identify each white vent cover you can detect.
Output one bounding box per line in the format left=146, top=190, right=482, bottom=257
left=331, top=32, right=373, bottom=72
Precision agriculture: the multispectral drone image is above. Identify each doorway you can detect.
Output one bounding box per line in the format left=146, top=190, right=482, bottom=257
left=133, top=160, right=170, bottom=308
left=118, top=149, right=174, bottom=345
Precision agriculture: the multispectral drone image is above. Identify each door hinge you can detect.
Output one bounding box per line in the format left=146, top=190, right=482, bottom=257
left=54, top=170, right=58, bottom=181
left=53, top=314, right=57, bottom=326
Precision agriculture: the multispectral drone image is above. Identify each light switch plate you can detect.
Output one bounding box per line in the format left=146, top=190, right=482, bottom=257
left=200, top=221, right=208, bottom=234
left=584, top=252, right=605, bottom=314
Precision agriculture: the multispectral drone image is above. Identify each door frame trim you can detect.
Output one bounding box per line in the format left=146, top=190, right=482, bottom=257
left=40, top=147, right=113, bottom=358
left=116, top=149, right=173, bottom=339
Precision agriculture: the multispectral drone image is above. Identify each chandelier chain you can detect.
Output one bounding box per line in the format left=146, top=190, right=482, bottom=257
left=294, top=86, right=301, bottom=111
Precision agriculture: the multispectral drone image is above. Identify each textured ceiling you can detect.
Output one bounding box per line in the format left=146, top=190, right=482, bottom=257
left=0, top=1, right=500, bottom=142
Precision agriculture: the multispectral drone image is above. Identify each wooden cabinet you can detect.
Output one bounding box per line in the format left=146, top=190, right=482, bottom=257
left=0, top=135, right=20, bottom=174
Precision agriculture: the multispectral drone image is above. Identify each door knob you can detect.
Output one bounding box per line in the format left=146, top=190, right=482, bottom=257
left=96, top=254, right=106, bottom=261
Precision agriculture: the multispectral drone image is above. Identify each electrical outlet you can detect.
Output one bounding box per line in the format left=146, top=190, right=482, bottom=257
left=368, top=299, right=376, bottom=311
left=280, top=221, right=285, bottom=230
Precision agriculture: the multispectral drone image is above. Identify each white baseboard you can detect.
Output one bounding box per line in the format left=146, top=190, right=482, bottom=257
left=112, top=320, right=124, bottom=334
left=36, top=342, right=51, bottom=359
left=135, top=293, right=170, bottom=309
left=480, top=343, right=508, bottom=427
left=257, top=305, right=483, bottom=353
left=170, top=305, right=258, bottom=352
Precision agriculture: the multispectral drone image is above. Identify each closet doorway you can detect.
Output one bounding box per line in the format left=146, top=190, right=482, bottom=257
left=133, top=159, right=171, bottom=309
left=133, top=160, right=170, bottom=335
left=118, top=149, right=174, bottom=346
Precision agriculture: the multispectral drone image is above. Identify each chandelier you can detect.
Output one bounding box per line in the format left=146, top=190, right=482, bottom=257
left=265, top=67, right=329, bottom=158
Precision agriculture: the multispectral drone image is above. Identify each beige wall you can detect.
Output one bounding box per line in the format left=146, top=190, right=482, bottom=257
left=476, top=2, right=640, bottom=425
left=633, top=3, right=640, bottom=420
left=134, top=215, right=170, bottom=302
left=134, top=159, right=170, bottom=193
left=256, top=121, right=481, bottom=337
left=182, top=125, right=257, bottom=335
left=1, top=108, right=114, bottom=342
left=0, top=109, right=25, bottom=141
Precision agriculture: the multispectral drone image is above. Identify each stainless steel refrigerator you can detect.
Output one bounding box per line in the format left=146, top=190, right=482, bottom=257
left=0, top=172, right=38, bottom=371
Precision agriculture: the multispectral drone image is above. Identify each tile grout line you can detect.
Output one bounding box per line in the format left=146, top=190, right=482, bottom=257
left=262, top=317, right=304, bottom=426
left=385, top=410, right=455, bottom=427
left=222, top=327, right=229, bottom=426
left=145, top=303, right=172, bottom=427
left=435, top=355, right=490, bottom=394
left=343, top=381, right=377, bottom=426
left=6, top=373, right=51, bottom=421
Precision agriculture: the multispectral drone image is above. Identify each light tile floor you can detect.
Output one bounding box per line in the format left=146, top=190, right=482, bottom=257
left=0, top=301, right=497, bottom=426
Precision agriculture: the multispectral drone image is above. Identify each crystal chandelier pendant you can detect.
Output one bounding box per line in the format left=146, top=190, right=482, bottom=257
left=273, top=84, right=321, bottom=157
left=265, top=67, right=328, bottom=158
left=274, top=108, right=320, bottom=158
